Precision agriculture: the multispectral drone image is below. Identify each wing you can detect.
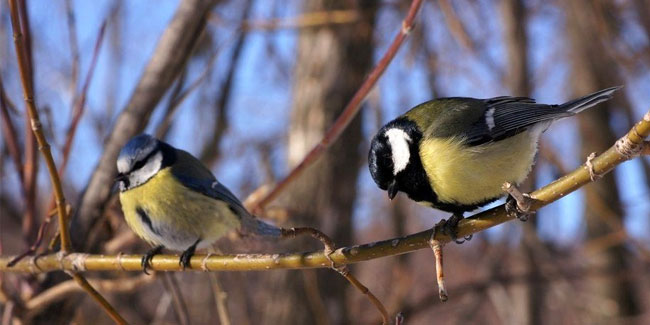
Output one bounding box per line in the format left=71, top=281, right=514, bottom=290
left=459, top=96, right=573, bottom=146
left=170, top=150, right=249, bottom=214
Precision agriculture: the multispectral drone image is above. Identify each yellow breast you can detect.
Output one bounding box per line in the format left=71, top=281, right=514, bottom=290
left=419, top=131, right=537, bottom=205
left=118, top=168, right=240, bottom=250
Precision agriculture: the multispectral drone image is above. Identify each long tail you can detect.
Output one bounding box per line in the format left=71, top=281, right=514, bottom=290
left=559, top=86, right=622, bottom=114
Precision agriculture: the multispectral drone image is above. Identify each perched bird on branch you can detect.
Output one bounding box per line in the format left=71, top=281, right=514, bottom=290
left=368, top=87, right=621, bottom=242
left=116, top=134, right=281, bottom=273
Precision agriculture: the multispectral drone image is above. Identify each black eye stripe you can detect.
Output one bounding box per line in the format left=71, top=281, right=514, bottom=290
left=130, top=145, right=160, bottom=173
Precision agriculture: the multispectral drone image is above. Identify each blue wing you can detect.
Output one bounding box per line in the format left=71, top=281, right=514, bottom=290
left=170, top=149, right=248, bottom=214
left=169, top=149, right=283, bottom=237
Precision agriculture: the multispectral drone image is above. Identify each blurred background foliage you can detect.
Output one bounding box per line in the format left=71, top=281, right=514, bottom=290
left=1, top=0, right=649, bottom=324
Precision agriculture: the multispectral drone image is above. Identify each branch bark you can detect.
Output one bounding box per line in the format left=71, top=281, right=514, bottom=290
left=3, top=110, right=648, bottom=273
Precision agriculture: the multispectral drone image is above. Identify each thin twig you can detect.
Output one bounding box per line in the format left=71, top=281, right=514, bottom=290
left=25, top=274, right=153, bottom=315
left=8, top=21, right=107, bottom=268
left=7, top=1, right=125, bottom=323
left=0, top=78, right=25, bottom=187
left=64, top=0, right=80, bottom=95
left=280, top=227, right=390, bottom=323
left=4, top=111, right=648, bottom=274
left=250, top=0, right=425, bottom=213
left=198, top=4, right=252, bottom=166
left=208, top=272, right=232, bottom=325
left=428, top=234, right=447, bottom=302
left=59, top=21, right=106, bottom=174
left=8, top=0, right=71, bottom=252
left=70, top=273, right=127, bottom=324
left=160, top=273, right=190, bottom=325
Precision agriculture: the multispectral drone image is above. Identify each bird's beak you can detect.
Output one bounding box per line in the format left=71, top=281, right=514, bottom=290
left=387, top=180, right=398, bottom=200
left=114, top=173, right=126, bottom=184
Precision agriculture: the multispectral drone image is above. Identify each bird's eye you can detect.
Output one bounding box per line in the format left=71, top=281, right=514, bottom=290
left=132, top=159, right=147, bottom=171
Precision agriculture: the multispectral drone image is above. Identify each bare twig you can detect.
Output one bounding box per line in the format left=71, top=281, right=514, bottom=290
left=160, top=273, right=190, bottom=325
left=4, top=111, right=647, bottom=274
left=25, top=274, right=153, bottom=315
left=208, top=272, right=232, bottom=325
left=70, top=273, right=127, bottom=324
left=60, top=21, right=106, bottom=174
left=8, top=1, right=125, bottom=323
left=0, top=78, right=25, bottom=187
left=8, top=22, right=108, bottom=267
left=64, top=0, right=80, bottom=94
left=428, top=235, right=447, bottom=302
left=250, top=0, right=425, bottom=213
left=280, top=227, right=390, bottom=323
left=198, top=0, right=253, bottom=166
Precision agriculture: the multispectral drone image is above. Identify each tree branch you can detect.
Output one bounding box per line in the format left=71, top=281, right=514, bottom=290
left=249, top=0, right=424, bottom=213
left=2, top=110, right=647, bottom=274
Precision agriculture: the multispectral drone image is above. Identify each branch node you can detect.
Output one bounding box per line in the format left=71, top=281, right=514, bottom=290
left=116, top=252, right=126, bottom=271
left=202, top=253, right=214, bottom=272
left=615, top=135, right=643, bottom=158
left=71, top=253, right=89, bottom=272
left=29, top=255, right=42, bottom=274
left=503, top=182, right=532, bottom=221
left=56, top=251, right=68, bottom=270
left=585, top=152, right=601, bottom=181
left=30, top=118, right=41, bottom=131
left=401, top=21, right=413, bottom=34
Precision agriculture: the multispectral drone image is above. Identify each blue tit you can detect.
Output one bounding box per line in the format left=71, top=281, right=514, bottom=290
left=116, top=134, right=280, bottom=272
left=368, top=86, right=620, bottom=241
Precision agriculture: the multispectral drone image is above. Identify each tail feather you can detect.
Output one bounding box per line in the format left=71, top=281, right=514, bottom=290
left=560, top=86, right=622, bottom=114
left=240, top=214, right=283, bottom=237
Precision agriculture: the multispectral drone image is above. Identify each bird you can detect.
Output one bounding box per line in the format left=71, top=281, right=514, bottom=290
left=368, top=86, right=620, bottom=242
left=116, top=134, right=281, bottom=272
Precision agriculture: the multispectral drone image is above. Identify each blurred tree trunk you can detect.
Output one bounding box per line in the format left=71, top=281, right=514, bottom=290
left=501, top=1, right=543, bottom=324
left=565, top=0, right=639, bottom=321
left=256, top=1, right=377, bottom=324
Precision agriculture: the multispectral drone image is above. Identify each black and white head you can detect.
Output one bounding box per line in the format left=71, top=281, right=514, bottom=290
left=368, top=118, right=430, bottom=201
left=116, top=134, right=175, bottom=191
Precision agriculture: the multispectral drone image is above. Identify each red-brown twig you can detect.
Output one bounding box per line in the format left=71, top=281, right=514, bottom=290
left=250, top=0, right=424, bottom=213
left=7, top=1, right=125, bottom=323
left=7, top=21, right=106, bottom=267
left=59, top=21, right=106, bottom=174
left=0, top=78, right=25, bottom=187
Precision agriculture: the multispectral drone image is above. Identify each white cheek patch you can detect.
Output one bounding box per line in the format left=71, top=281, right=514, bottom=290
left=128, top=151, right=163, bottom=188
left=117, top=157, right=131, bottom=174
left=485, top=107, right=496, bottom=130
left=385, top=128, right=412, bottom=175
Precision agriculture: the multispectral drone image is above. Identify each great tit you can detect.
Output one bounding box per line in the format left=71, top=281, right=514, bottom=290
left=368, top=87, right=620, bottom=241
left=116, top=134, right=280, bottom=272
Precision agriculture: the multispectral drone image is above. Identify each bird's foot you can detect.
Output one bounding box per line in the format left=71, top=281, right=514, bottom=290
left=503, top=182, right=532, bottom=221
left=142, top=245, right=164, bottom=275
left=179, top=239, right=201, bottom=270
left=437, top=213, right=471, bottom=244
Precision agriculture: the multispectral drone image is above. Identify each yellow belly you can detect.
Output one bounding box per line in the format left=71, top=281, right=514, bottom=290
left=118, top=168, right=240, bottom=250
left=419, top=132, right=537, bottom=205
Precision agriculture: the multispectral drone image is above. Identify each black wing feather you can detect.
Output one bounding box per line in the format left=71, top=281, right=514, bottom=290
left=462, top=87, right=620, bottom=146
